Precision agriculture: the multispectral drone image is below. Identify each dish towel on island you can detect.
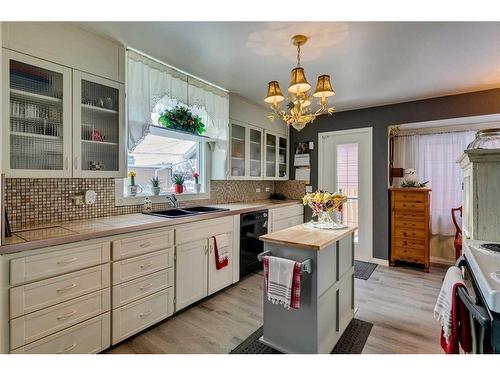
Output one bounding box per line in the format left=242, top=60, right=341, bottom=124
left=433, top=266, right=472, bottom=354
left=212, top=234, right=229, bottom=270
left=263, top=256, right=302, bottom=309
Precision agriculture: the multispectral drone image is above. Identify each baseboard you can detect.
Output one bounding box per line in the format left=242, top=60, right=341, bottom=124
left=430, top=256, right=456, bottom=266
left=355, top=257, right=389, bottom=267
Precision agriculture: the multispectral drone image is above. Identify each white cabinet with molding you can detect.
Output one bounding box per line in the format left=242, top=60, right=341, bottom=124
left=269, top=204, right=304, bottom=233
left=2, top=49, right=126, bottom=178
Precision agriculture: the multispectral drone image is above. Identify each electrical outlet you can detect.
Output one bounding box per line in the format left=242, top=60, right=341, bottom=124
left=256, top=188, right=261, bottom=193
left=265, top=187, right=270, bottom=192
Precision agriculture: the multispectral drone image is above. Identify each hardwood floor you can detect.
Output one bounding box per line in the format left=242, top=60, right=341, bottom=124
left=107, top=263, right=447, bottom=354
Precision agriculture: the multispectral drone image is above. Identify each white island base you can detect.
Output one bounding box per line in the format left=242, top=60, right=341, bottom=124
left=259, top=224, right=356, bottom=354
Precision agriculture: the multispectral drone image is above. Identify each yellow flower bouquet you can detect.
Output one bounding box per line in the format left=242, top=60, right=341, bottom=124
left=303, top=190, right=347, bottom=229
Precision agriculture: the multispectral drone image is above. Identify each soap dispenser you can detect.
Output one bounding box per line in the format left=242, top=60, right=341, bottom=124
left=143, top=196, right=153, bottom=213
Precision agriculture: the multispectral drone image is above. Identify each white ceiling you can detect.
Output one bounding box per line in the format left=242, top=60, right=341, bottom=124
left=77, top=22, right=500, bottom=111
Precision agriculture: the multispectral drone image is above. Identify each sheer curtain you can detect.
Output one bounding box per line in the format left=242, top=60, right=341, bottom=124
left=127, top=50, right=229, bottom=151
left=393, top=131, right=475, bottom=235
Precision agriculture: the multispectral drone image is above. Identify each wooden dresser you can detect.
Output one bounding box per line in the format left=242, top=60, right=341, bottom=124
left=390, top=188, right=431, bottom=272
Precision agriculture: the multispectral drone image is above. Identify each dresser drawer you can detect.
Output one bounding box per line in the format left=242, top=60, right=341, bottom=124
left=112, top=287, right=174, bottom=345
left=112, top=268, right=174, bottom=308
left=10, top=312, right=110, bottom=354
left=393, top=191, right=427, bottom=203
left=112, top=248, right=174, bottom=285
left=271, top=204, right=304, bottom=222
left=394, top=220, right=426, bottom=230
left=394, top=228, right=426, bottom=239
left=10, top=241, right=110, bottom=285
left=394, top=201, right=425, bottom=211
left=10, top=288, right=110, bottom=350
left=113, top=230, right=174, bottom=260
left=393, top=237, right=425, bottom=250
left=392, top=247, right=425, bottom=262
left=10, top=265, right=110, bottom=319
left=393, top=210, right=425, bottom=221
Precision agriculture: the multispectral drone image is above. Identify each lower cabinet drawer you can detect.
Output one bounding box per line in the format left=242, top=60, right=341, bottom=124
left=10, top=312, right=111, bottom=354
left=112, top=268, right=174, bottom=308
left=271, top=204, right=304, bottom=222
left=112, top=248, right=174, bottom=284
left=272, top=214, right=303, bottom=232
left=10, top=264, right=110, bottom=319
left=112, top=287, right=174, bottom=345
left=10, top=288, right=111, bottom=350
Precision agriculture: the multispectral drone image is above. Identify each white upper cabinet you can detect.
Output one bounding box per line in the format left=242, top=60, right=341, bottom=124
left=229, top=121, right=264, bottom=180
left=2, top=50, right=73, bottom=178
left=264, top=131, right=289, bottom=180
left=72, top=71, right=125, bottom=178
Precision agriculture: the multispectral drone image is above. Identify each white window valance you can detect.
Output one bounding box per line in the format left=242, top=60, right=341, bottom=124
left=127, top=50, right=229, bottom=151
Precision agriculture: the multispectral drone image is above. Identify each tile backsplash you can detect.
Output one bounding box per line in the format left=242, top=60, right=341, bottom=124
left=4, top=178, right=305, bottom=230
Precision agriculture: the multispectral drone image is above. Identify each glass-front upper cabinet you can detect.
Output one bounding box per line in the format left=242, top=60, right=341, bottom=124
left=230, top=123, right=246, bottom=177
left=249, top=127, right=263, bottom=178
left=72, top=71, right=125, bottom=178
left=3, top=50, right=72, bottom=177
left=264, top=131, right=289, bottom=180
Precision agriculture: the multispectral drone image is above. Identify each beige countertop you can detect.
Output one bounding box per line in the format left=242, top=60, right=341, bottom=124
left=260, top=223, right=357, bottom=250
left=1, top=200, right=301, bottom=255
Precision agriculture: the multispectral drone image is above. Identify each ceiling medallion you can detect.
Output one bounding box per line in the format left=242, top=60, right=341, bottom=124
left=264, top=35, right=335, bottom=131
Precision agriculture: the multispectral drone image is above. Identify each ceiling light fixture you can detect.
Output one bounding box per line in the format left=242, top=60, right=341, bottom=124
left=264, top=35, right=335, bottom=131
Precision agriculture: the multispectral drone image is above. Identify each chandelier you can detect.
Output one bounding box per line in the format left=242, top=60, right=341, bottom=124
left=264, top=35, right=335, bottom=131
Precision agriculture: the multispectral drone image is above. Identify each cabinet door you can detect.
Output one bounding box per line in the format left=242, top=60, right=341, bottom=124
left=72, top=71, right=125, bottom=178
left=265, top=132, right=277, bottom=179
left=278, top=135, right=289, bottom=179
left=248, top=127, right=263, bottom=179
left=208, top=234, right=233, bottom=295
left=175, top=239, right=208, bottom=311
left=2, top=50, right=72, bottom=177
left=230, top=123, right=246, bottom=177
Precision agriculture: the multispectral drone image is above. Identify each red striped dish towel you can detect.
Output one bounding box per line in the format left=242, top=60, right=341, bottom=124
left=263, top=256, right=302, bottom=309
left=212, top=235, right=229, bottom=270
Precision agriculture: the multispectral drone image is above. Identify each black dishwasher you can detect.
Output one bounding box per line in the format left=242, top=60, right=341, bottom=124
left=240, top=210, right=268, bottom=277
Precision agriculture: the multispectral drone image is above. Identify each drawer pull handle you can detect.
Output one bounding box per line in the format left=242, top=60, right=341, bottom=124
left=140, top=262, right=153, bottom=269
left=57, top=343, right=77, bottom=354
left=139, top=283, right=153, bottom=291
left=57, top=257, right=78, bottom=265
left=140, top=309, right=153, bottom=318
left=57, top=283, right=77, bottom=293
left=140, top=242, right=152, bottom=248
left=56, top=309, right=77, bottom=320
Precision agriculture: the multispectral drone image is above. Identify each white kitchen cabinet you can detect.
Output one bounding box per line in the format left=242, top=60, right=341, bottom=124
left=2, top=50, right=73, bottom=178
left=175, top=239, right=208, bottom=311
left=72, top=71, right=125, bottom=177
left=208, top=234, right=233, bottom=295
left=2, top=49, right=126, bottom=178
left=228, top=120, right=288, bottom=181
left=264, top=130, right=289, bottom=180
left=269, top=204, right=304, bottom=233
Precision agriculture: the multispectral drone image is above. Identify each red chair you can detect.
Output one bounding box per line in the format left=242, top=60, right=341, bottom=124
left=451, top=207, right=462, bottom=260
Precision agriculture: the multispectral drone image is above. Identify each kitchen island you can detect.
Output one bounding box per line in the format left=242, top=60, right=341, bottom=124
left=259, top=223, right=357, bottom=354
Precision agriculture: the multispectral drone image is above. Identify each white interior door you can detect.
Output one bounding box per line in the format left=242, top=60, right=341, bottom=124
left=318, top=128, right=373, bottom=262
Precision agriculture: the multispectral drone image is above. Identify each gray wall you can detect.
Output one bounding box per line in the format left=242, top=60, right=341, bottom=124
left=290, top=88, right=500, bottom=260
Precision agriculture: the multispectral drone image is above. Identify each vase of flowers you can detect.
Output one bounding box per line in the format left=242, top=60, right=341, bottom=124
left=150, top=176, right=161, bottom=195
left=172, top=174, right=185, bottom=194
left=192, top=172, right=201, bottom=193
left=302, top=190, right=348, bottom=230
left=158, top=106, right=206, bottom=135
left=127, top=171, right=142, bottom=197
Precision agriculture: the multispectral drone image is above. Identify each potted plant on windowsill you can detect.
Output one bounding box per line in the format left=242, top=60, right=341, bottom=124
left=127, top=171, right=142, bottom=197
left=192, top=172, right=201, bottom=193
left=151, top=176, right=161, bottom=196
left=172, top=174, right=185, bottom=194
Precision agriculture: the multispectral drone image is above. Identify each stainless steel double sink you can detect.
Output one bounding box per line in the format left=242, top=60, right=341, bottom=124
left=145, top=206, right=229, bottom=218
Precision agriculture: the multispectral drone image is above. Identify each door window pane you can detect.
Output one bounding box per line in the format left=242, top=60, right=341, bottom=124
left=336, top=143, right=358, bottom=232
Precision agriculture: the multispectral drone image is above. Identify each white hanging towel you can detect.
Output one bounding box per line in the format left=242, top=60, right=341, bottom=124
left=265, top=256, right=296, bottom=309
left=213, top=233, right=229, bottom=262
left=433, top=266, right=464, bottom=341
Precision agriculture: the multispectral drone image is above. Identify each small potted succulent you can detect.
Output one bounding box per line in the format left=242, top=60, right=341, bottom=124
left=192, top=172, right=201, bottom=193
left=172, top=174, right=185, bottom=194
left=150, top=176, right=161, bottom=196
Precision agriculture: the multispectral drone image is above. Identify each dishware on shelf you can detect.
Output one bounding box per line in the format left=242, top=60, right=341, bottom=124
left=467, top=128, right=500, bottom=149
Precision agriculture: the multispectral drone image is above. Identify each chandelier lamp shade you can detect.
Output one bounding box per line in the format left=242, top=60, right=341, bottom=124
left=264, top=35, right=335, bottom=131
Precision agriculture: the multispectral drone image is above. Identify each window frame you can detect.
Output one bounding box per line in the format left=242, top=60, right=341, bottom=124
left=115, top=132, right=211, bottom=207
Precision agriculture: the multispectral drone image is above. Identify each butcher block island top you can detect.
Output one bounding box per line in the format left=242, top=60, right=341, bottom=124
left=260, top=223, right=357, bottom=250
